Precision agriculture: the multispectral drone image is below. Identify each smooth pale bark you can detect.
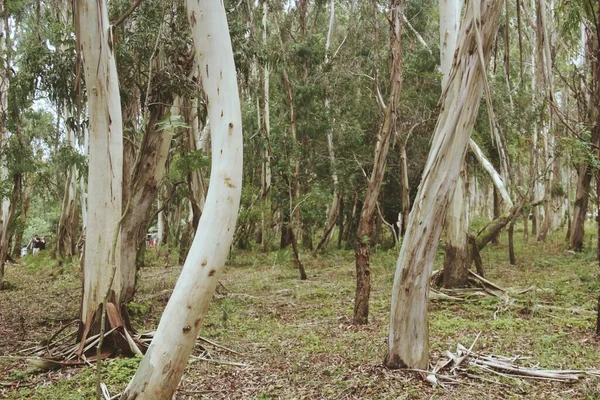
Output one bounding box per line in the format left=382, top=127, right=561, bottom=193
left=439, top=0, right=462, bottom=89
left=386, top=0, right=503, bottom=369
left=80, top=125, right=88, bottom=230
left=157, top=199, right=165, bottom=248
left=354, top=0, right=403, bottom=325
left=0, top=10, right=9, bottom=289
left=261, top=0, right=272, bottom=195
left=122, top=0, right=243, bottom=397
left=440, top=0, right=467, bottom=287
left=77, top=0, right=124, bottom=340
left=119, top=100, right=170, bottom=303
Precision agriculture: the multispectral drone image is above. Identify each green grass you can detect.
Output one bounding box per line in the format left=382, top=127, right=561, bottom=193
left=2, top=225, right=600, bottom=399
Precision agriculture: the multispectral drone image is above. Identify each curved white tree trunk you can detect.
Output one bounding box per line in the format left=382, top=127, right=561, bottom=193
left=386, top=0, right=503, bottom=369
left=122, top=0, right=243, bottom=397
left=76, top=0, right=124, bottom=340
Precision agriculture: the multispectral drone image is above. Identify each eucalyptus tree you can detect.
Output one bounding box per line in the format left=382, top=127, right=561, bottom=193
left=534, top=0, right=557, bottom=242
left=440, top=0, right=468, bottom=288
left=353, top=0, right=404, bottom=325
left=0, top=0, right=30, bottom=289
left=568, top=3, right=600, bottom=252
left=122, top=0, right=243, bottom=396
left=0, top=1, right=14, bottom=289
left=114, top=0, right=194, bottom=303
left=386, top=0, right=504, bottom=369
left=55, top=0, right=80, bottom=258
left=75, top=0, right=127, bottom=349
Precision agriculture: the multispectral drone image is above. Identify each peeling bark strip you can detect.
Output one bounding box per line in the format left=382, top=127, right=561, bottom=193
left=386, top=0, right=503, bottom=370
left=76, top=0, right=124, bottom=340
left=122, top=0, right=243, bottom=398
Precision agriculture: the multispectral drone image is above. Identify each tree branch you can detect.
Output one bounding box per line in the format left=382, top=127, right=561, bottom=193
left=112, top=0, right=143, bottom=29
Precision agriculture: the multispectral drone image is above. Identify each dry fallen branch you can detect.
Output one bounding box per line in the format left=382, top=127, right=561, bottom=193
left=424, top=333, right=600, bottom=387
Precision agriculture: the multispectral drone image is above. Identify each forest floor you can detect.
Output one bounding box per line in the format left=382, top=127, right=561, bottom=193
left=1, top=226, right=600, bottom=399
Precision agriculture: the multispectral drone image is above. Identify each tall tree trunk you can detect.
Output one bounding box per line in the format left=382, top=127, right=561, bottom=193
left=354, top=0, right=404, bottom=325
left=440, top=0, right=466, bottom=288
left=11, top=176, right=32, bottom=259
left=570, top=21, right=600, bottom=251
left=75, top=0, right=126, bottom=346
left=386, top=0, right=503, bottom=369
left=398, top=137, right=410, bottom=235
left=0, top=4, right=21, bottom=290
left=274, top=11, right=306, bottom=275
left=259, top=0, right=273, bottom=252
left=56, top=0, right=81, bottom=258
left=535, top=0, right=555, bottom=242
left=57, top=128, right=79, bottom=258
left=119, top=98, right=170, bottom=304
left=157, top=199, right=168, bottom=247
left=318, top=0, right=341, bottom=251
left=508, top=218, right=516, bottom=265
left=443, top=169, right=469, bottom=287
left=122, top=0, right=243, bottom=396
left=491, top=186, right=501, bottom=244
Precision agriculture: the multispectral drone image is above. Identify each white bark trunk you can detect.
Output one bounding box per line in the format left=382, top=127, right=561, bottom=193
left=0, top=11, right=10, bottom=246
left=440, top=0, right=467, bottom=287
left=439, top=0, right=462, bottom=90
left=77, top=0, right=123, bottom=328
left=386, top=0, right=503, bottom=369
left=262, top=0, right=272, bottom=194
left=0, top=6, right=11, bottom=289
left=157, top=198, right=164, bottom=248
left=122, top=0, right=243, bottom=397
